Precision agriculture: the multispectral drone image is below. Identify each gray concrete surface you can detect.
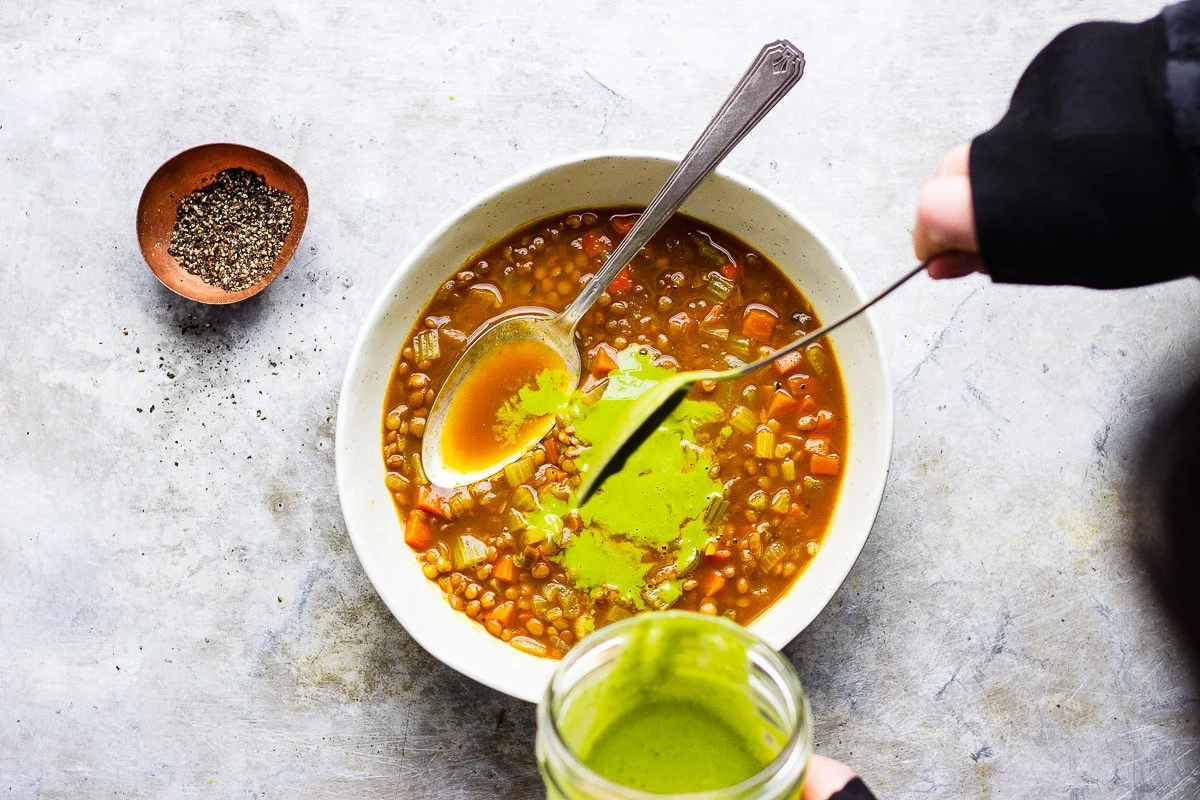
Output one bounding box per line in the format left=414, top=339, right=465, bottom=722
left=4, top=1, right=1200, bottom=797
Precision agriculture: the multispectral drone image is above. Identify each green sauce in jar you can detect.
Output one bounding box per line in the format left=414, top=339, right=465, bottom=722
left=537, top=612, right=812, bottom=799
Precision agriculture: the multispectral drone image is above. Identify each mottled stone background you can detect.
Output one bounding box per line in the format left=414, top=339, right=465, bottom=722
left=3, top=1, right=1199, bottom=797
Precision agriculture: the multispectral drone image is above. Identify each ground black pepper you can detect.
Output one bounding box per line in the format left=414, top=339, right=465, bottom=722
left=168, top=168, right=294, bottom=292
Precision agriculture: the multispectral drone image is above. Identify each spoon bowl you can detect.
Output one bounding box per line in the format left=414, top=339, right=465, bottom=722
left=423, top=311, right=582, bottom=487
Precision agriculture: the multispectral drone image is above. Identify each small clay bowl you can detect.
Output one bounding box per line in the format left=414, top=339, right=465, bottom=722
left=137, top=143, right=309, bottom=304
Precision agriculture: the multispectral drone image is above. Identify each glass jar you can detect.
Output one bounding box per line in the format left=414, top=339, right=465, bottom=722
left=537, top=611, right=812, bottom=800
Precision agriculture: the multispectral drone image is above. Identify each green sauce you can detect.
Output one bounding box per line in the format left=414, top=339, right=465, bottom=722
left=549, top=613, right=787, bottom=795
left=515, top=348, right=726, bottom=609
left=581, top=701, right=770, bottom=793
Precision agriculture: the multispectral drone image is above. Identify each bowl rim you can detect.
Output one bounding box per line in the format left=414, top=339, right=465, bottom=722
left=336, top=149, right=894, bottom=700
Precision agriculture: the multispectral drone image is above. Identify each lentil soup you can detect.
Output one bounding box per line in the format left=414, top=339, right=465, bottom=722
left=381, top=209, right=848, bottom=659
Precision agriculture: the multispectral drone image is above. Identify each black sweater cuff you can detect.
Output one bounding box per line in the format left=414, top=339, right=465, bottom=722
left=970, top=17, right=1200, bottom=288
left=830, top=777, right=877, bottom=799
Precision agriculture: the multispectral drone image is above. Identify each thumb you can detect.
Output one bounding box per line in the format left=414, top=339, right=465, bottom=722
left=802, top=754, right=859, bottom=800
left=913, top=174, right=978, bottom=261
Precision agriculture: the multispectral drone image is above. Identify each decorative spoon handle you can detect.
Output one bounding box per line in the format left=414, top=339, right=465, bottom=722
left=559, top=40, right=806, bottom=329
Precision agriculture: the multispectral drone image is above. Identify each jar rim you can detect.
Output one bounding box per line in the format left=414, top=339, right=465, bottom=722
left=538, top=611, right=813, bottom=800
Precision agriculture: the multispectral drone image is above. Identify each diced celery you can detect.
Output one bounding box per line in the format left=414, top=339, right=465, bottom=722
left=642, top=580, right=683, bottom=611
left=560, top=589, right=583, bottom=618
left=805, top=344, right=829, bottom=376
left=747, top=490, right=768, bottom=511
left=676, top=545, right=701, bottom=576
left=774, top=442, right=793, bottom=460
left=604, top=604, right=633, bottom=623
left=703, top=496, right=729, bottom=526
left=414, top=329, right=441, bottom=362
left=506, top=508, right=527, bottom=533
left=754, top=427, right=777, bottom=459
left=803, top=476, right=824, bottom=492
left=729, top=334, right=753, bottom=360
left=705, top=272, right=735, bottom=302
left=781, top=458, right=796, bottom=482
left=452, top=534, right=489, bottom=570
left=760, top=541, right=788, bottom=574
left=573, top=613, right=596, bottom=640
left=729, top=405, right=757, bottom=435
left=504, top=455, right=536, bottom=488
left=511, top=485, right=538, bottom=511
left=690, top=232, right=732, bottom=267
left=409, top=453, right=429, bottom=485
left=770, top=489, right=792, bottom=514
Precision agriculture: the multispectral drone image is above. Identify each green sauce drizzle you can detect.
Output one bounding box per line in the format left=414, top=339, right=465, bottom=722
left=517, top=348, right=726, bottom=609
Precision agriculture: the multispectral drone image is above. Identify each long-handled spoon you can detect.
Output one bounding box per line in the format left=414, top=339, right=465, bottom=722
left=422, top=40, right=807, bottom=488
left=574, top=261, right=929, bottom=505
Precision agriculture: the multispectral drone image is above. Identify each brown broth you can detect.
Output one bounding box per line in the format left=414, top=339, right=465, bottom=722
left=439, top=337, right=569, bottom=476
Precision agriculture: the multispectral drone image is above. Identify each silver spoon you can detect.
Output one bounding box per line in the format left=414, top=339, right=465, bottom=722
left=574, top=261, right=929, bottom=505
left=423, top=40, right=807, bottom=488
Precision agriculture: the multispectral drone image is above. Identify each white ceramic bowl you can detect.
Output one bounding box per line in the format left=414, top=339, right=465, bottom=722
left=337, top=151, right=893, bottom=702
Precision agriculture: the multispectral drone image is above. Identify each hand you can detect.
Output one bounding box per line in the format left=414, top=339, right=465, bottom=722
left=802, top=754, right=860, bottom=800
left=913, top=143, right=985, bottom=279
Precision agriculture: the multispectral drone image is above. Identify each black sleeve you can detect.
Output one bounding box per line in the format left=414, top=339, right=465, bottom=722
left=830, top=777, right=877, bottom=800
left=970, top=15, right=1200, bottom=288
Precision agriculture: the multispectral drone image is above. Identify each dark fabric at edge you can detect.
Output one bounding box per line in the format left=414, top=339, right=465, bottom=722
left=1165, top=1, right=1200, bottom=215
left=830, top=777, right=877, bottom=800
left=970, top=17, right=1200, bottom=288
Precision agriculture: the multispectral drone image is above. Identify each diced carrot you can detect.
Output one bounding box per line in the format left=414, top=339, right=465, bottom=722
left=803, top=436, right=830, bottom=455
left=785, top=373, right=817, bottom=395
left=810, top=453, right=840, bottom=475
left=494, top=554, right=515, bottom=582
left=699, top=570, right=726, bottom=597
left=786, top=503, right=805, bottom=519
left=544, top=438, right=559, bottom=463
left=742, top=307, right=778, bottom=342
left=416, top=485, right=453, bottom=519
left=582, top=229, right=614, bottom=259
left=798, top=394, right=818, bottom=414
left=541, top=466, right=568, bottom=484
left=590, top=343, right=620, bottom=375
left=767, top=389, right=800, bottom=417
left=404, top=512, right=433, bottom=550
left=610, top=213, right=639, bottom=236
left=773, top=351, right=804, bottom=376
left=491, top=601, right=515, bottom=625
left=815, top=410, right=837, bottom=430
left=607, top=265, right=634, bottom=295
left=720, top=259, right=743, bottom=282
